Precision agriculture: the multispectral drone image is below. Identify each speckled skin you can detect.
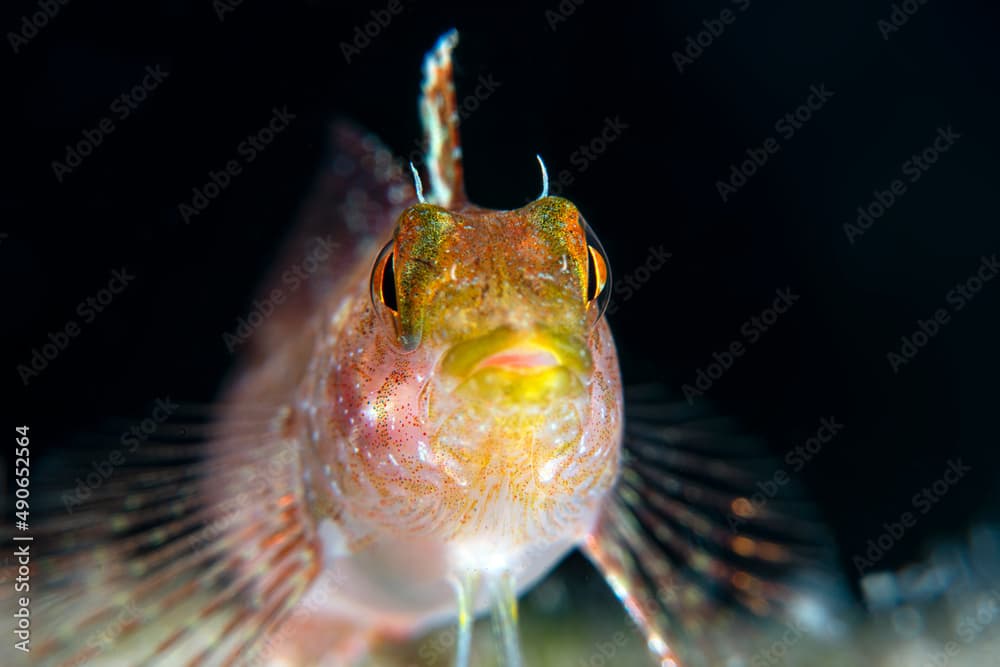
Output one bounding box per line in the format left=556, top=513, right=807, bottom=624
left=211, top=154, right=624, bottom=662
left=298, top=198, right=622, bottom=634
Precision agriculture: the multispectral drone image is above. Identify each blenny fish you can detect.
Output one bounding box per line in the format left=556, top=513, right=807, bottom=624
left=10, top=31, right=838, bottom=667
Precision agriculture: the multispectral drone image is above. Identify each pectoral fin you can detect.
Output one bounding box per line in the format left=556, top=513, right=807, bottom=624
left=584, top=389, right=845, bottom=666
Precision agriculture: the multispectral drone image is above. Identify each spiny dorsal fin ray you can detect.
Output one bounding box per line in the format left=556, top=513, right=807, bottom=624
left=420, top=29, right=465, bottom=208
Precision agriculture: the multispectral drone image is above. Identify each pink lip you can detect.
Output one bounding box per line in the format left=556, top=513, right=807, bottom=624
left=475, top=347, right=560, bottom=371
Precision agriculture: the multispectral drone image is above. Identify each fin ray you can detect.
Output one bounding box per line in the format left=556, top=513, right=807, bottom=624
left=585, top=394, right=843, bottom=666
left=420, top=29, right=465, bottom=207
left=14, top=408, right=322, bottom=667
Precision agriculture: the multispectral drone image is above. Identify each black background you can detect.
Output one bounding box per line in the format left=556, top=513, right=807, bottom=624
left=3, top=0, right=999, bottom=594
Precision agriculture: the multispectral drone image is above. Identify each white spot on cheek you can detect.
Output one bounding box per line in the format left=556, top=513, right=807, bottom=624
left=450, top=263, right=457, bottom=281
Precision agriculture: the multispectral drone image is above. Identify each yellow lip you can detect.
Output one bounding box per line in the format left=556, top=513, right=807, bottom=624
left=441, top=327, right=591, bottom=377
left=440, top=327, right=591, bottom=404
left=454, top=365, right=581, bottom=404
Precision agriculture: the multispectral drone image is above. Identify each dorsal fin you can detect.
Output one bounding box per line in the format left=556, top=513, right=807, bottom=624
left=420, top=29, right=466, bottom=208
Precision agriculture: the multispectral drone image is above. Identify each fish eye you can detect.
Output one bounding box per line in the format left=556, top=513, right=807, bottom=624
left=583, top=221, right=612, bottom=323
left=586, top=245, right=608, bottom=302
left=370, top=239, right=399, bottom=314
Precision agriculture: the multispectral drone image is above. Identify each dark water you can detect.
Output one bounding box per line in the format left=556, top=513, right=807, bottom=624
left=4, top=1, right=1000, bottom=665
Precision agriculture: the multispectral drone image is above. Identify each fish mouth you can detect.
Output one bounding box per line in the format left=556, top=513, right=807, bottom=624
left=440, top=327, right=591, bottom=404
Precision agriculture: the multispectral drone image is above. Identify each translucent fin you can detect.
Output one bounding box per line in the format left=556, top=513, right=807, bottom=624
left=3, top=405, right=321, bottom=666
left=420, top=29, right=466, bottom=208
left=584, top=391, right=845, bottom=666
left=451, top=571, right=481, bottom=667
left=239, top=122, right=417, bottom=375
left=489, top=572, right=524, bottom=667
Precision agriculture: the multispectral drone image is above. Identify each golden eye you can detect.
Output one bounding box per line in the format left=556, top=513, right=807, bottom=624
left=370, top=239, right=398, bottom=314
left=582, top=221, right=612, bottom=323
left=587, top=245, right=609, bottom=302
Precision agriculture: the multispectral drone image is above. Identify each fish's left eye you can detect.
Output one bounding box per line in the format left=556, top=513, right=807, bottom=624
left=370, top=239, right=398, bottom=314
left=587, top=245, right=609, bottom=302
left=583, top=221, right=612, bottom=323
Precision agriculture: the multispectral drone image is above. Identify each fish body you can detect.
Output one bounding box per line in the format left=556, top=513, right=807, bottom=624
left=213, top=190, right=624, bottom=666
left=12, top=31, right=838, bottom=667
left=201, top=31, right=624, bottom=664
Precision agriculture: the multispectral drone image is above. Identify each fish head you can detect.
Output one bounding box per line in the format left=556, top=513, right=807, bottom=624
left=355, top=195, right=623, bottom=560
left=382, top=196, right=603, bottom=354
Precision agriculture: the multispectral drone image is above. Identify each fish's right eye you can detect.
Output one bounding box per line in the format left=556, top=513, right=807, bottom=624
left=370, top=239, right=398, bottom=314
